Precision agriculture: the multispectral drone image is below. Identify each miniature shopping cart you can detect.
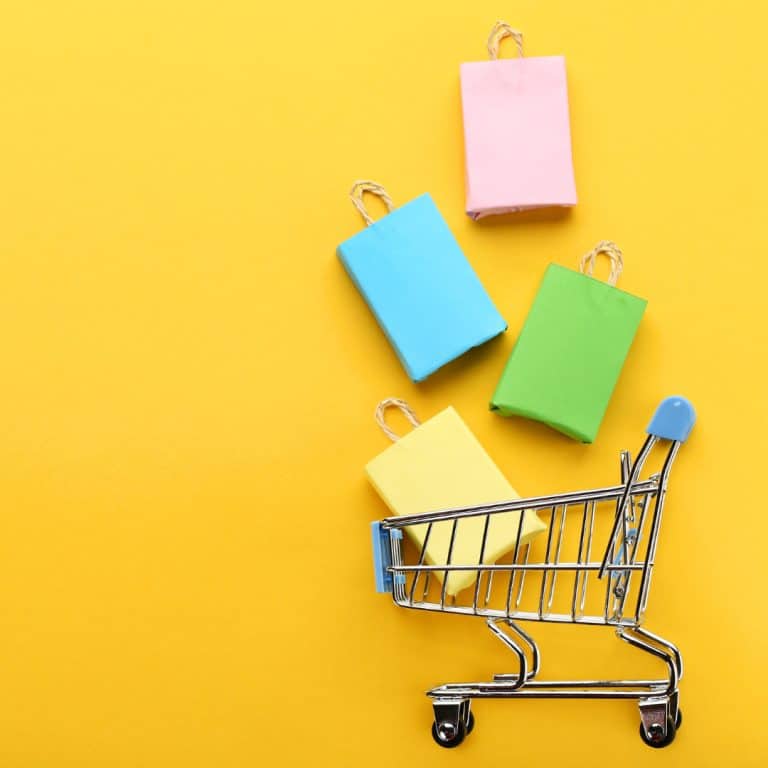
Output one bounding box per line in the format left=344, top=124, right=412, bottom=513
left=371, top=397, right=695, bottom=749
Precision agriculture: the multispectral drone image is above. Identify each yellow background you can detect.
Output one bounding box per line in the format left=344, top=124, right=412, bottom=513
left=0, top=1, right=765, bottom=765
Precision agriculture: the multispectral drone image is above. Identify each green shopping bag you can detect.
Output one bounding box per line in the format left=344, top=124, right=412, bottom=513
left=491, top=242, right=646, bottom=443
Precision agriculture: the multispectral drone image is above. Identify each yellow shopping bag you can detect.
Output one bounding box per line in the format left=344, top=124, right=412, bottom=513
left=366, top=398, right=545, bottom=596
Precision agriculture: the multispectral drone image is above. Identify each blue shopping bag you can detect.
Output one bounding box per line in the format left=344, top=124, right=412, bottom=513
left=337, top=181, right=506, bottom=382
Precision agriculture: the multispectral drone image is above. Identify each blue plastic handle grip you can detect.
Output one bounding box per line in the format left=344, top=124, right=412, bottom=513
left=646, top=396, right=696, bottom=442
left=371, top=522, right=402, bottom=593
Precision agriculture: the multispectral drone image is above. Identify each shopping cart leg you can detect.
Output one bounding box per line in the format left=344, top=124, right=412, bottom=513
left=632, top=626, right=684, bottom=683
left=486, top=618, right=540, bottom=685
left=617, top=626, right=683, bottom=747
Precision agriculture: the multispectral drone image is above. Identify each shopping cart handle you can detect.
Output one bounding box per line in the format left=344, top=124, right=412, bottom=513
left=646, top=396, right=696, bottom=442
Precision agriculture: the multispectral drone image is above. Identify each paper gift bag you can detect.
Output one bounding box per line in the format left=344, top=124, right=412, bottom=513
left=460, top=22, right=577, bottom=219
left=366, top=398, right=545, bottom=596
left=491, top=242, right=646, bottom=443
left=338, top=181, right=506, bottom=382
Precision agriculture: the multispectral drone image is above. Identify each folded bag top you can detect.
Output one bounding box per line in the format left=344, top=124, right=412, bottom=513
left=460, top=21, right=578, bottom=219
left=366, top=398, right=545, bottom=596
left=491, top=242, right=647, bottom=443
left=337, top=181, right=506, bottom=382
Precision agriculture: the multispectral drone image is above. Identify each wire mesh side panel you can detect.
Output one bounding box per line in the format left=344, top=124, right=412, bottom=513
left=390, top=485, right=659, bottom=626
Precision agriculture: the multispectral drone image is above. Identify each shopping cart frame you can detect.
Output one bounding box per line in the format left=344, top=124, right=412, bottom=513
left=371, top=397, right=695, bottom=749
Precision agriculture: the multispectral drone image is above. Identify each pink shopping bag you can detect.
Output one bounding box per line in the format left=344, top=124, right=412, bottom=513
left=460, top=22, right=577, bottom=220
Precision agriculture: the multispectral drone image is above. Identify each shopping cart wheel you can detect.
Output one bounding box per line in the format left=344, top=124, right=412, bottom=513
left=431, top=718, right=467, bottom=749
left=431, top=711, right=474, bottom=749
left=639, top=716, right=676, bottom=749
left=430, top=699, right=474, bottom=748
